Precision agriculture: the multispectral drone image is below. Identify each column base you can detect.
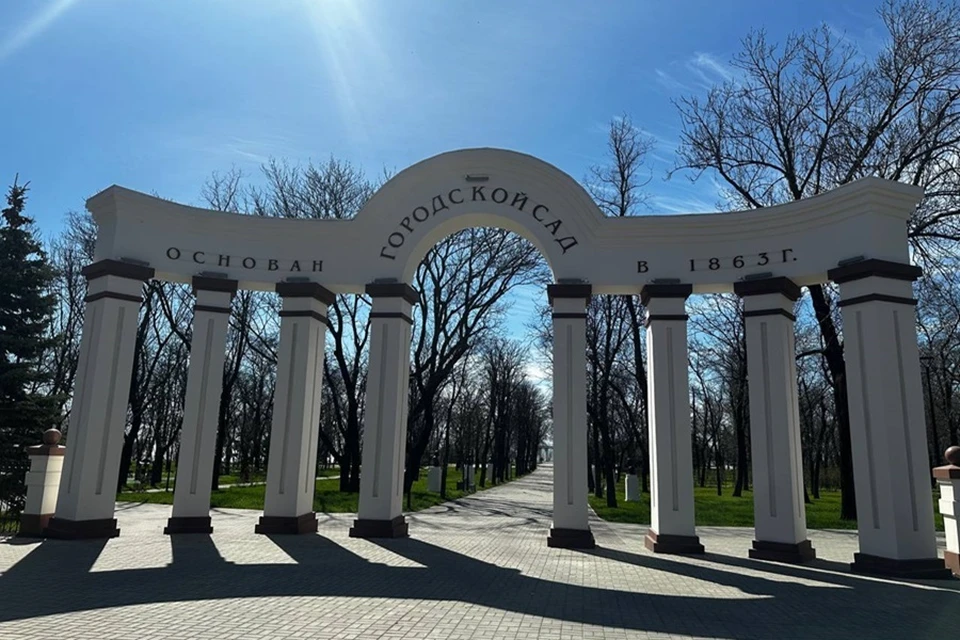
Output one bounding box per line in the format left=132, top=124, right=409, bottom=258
left=348, top=515, right=408, bottom=539
left=850, top=553, right=954, bottom=580
left=547, top=527, right=596, bottom=549
left=254, top=513, right=318, bottom=535
left=945, top=551, right=959, bottom=577
left=44, top=517, right=120, bottom=540
left=164, top=516, right=213, bottom=535
left=749, top=539, right=816, bottom=564
left=17, top=513, right=53, bottom=538
left=645, top=530, right=704, bottom=554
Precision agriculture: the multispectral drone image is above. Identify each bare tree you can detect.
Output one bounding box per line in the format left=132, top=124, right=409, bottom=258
left=673, top=0, right=960, bottom=518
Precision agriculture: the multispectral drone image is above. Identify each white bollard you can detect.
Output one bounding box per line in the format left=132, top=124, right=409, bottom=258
left=486, top=463, right=493, bottom=480
left=20, top=429, right=66, bottom=537
left=464, top=465, right=475, bottom=489
left=625, top=474, right=640, bottom=502
left=934, top=446, right=960, bottom=577
left=427, top=466, right=442, bottom=493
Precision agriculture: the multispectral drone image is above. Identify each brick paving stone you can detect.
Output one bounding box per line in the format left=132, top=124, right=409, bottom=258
left=0, top=464, right=958, bottom=640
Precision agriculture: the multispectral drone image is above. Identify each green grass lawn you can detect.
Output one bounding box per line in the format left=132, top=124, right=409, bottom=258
left=589, top=482, right=946, bottom=531
left=117, top=467, right=500, bottom=513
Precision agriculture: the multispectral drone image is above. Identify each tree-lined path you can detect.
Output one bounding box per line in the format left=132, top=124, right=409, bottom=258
left=1, top=465, right=956, bottom=640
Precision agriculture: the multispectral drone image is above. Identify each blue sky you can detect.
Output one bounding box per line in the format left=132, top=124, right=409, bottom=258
left=2, top=0, right=888, bottom=239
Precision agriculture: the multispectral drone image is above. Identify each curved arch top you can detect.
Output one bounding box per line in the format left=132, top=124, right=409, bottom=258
left=86, top=147, right=923, bottom=294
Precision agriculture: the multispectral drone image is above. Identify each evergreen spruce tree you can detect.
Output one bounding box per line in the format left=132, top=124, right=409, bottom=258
left=0, top=178, right=56, bottom=525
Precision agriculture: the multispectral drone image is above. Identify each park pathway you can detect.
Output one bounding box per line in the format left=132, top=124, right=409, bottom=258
left=1, top=464, right=957, bottom=639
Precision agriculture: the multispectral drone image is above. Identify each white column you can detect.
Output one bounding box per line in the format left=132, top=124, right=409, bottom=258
left=350, top=283, right=418, bottom=538
left=830, top=258, right=945, bottom=578
left=256, top=282, right=333, bottom=534
left=20, top=429, right=66, bottom=537
left=642, top=283, right=703, bottom=554
left=735, top=277, right=815, bottom=563
left=547, top=283, right=594, bottom=549
left=934, top=446, right=960, bottom=577
left=165, top=277, right=237, bottom=534
left=48, top=259, right=153, bottom=539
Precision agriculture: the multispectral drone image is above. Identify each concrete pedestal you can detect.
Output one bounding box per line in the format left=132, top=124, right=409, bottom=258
left=641, top=284, right=702, bottom=555
left=831, top=260, right=946, bottom=578
left=166, top=278, right=236, bottom=535
left=547, top=284, right=594, bottom=549
left=256, top=283, right=334, bottom=535
left=736, top=278, right=815, bottom=564
left=48, top=260, right=154, bottom=539
left=427, top=466, right=442, bottom=493
left=19, top=431, right=65, bottom=537
left=933, top=449, right=960, bottom=577
left=351, top=283, right=417, bottom=539
left=624, top=474, right=640, bottom=503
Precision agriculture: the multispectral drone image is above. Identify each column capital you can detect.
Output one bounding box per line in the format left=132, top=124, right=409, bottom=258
left=827, top=258, right=922, bottom=284
left=192, top=276, right=239, bottom=296
left=734, top=277, right=801, bottom=301
left=640, top=283, right=692, bottom=306
left=365, top=282, right=419, bottom=304
left=81, top=259, right=154, bottom=282
left=547, top=283, right=591, bottom=305
left=277, top=281, right=336, bottom=305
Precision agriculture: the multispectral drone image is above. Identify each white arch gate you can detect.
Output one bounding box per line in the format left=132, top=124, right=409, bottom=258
left=46, top=148, right=942, bottom=578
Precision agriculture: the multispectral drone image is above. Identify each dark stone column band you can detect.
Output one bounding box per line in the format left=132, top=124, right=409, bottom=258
left=349, top=515, right=409, bottom=539
left=195, top=304, right=232, bottom=315
left=644, top=530, right=705, bottom=554
left=734, top=276, right=801, bottom=301
left=644, top=314, right=689, bottom=327
left=192, top=276, right=239, bottom=295
left=18, top=513, right=53, bottom=538
left=276, top=282, right=336, bottom=305
left=365, top=283, right=419, bottom=304
left=370, top=311, right=414, bottom=325
left=828, top=258, right=922, bottom=284
left=254, top=513, right=318, bottom=535
left=547, top=527, right=596, bottom=549
left=850, top=552, right=953, bottom=579
left=946, top=550, right=959, bottom=577
left=279, top=309, right=328, bottom=323
left=81, top=259, right=155, bottom=282
left=640, top=283, right=693, bottom=306
left=743, top=308, right=797, bottom=321
left=749, top=539, right=816, bottom=564
left=933, top=465, right=960, bottom=480
left=837, top=293, right=917, bottom=308
left=164, top=516, right=213, bottom=535
left=27, top=444, right=66, bottom=456
left=552, top=312, right=587, bottom=319
left=547, top=283, right=592, bottom=305
left=44, top=517, right=120, bottom=539
left=84, top=291, right=143, bottom=304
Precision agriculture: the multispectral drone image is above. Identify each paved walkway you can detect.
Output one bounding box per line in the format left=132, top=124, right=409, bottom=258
left=0, top=465, right=957, bottom=640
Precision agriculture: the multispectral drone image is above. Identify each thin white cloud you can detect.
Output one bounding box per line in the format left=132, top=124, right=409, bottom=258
left=0, top=0, right=79, bottom=61
left=687, top=52, right=735, bottom=86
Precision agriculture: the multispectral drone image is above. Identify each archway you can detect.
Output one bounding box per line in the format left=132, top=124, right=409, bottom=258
left=43, top=147, right=943, bottom=577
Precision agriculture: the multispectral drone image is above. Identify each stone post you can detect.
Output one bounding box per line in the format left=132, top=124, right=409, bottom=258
left=547, top=283, right=594, bottom=549
left=48, top=259, right=154, bottom=539
left=351, top=283, right=418, bottom=539
left=735, top=277, right=815, bottom=563
left=933, top=446, right=960, bottom=577
left=830, top=259, right=948, bottom=578
left=641, top=283, right=703, bottom=554
left=256, top=282, right=333, bottom=535
left=166, top=277, right=237, bottom=534
left=427, top=466, right=442, bottom=493
left=19, top=429, right=66, bottom=537
left=624, top=474, right=640, bottom=503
